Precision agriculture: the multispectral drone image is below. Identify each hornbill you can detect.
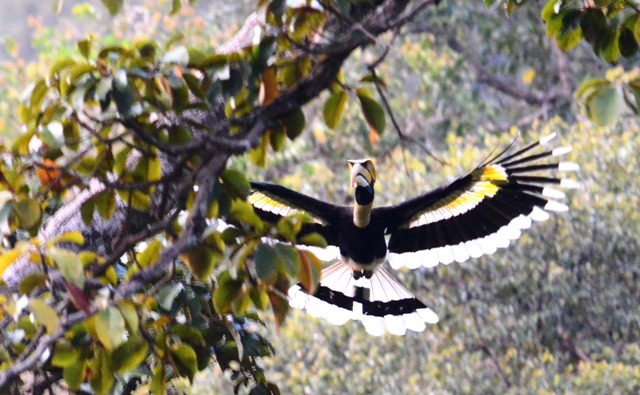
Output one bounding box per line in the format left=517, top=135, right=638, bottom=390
left=248, top=133, right=578, bottom=336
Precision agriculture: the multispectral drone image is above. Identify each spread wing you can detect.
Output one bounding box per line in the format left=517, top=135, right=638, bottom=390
left=248, top=181, right=342, bottom=248
left=379, top=133, right=579, bottom=269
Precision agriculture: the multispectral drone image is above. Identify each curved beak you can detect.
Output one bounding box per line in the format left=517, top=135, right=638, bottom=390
left=348, top=160, right=376, bottom=189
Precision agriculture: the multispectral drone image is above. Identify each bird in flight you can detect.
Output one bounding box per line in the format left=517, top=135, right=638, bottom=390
left=248, top=133, right=578, bottom=336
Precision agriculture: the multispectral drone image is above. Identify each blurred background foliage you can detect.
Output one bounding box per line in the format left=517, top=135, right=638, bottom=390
left=1, top=0, right=639, bottom=393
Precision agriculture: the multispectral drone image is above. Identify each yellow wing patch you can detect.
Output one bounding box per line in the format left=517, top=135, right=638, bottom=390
left=479, top=165, right=508, bottom=182
left=249, top=192, right=323, bottom=224
left=409, top=165, right=507, bottom=228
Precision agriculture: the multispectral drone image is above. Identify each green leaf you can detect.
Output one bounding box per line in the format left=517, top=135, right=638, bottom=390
left=541, top=1, right=566, bottom=37
left=181, top=246, right=218, bottom=280
left=187, top=52, right=228, bottom=69
left=76, top=156, right=97, bottom=176
left=89, top=348, right=114, bottom=395
left=213, top=272, right=243, bottom=314
left=14, top=197, right=42, bottom=230
left=117, top=301, right=140, bottom=333
left=148, top=153, right=162, bottom=182
left=602, top=29, right=621, bottom=63
left=170, top=77, right=190, bottom=113
left=283, top=108, right=305, bottom=140
left=269, top=127, right=287, bottom=152
left=41, top=122, right=64, bottom=149
left=77, top=38, right=92, bottom=59
left=249, top=134, right=269, bottom=167
left=112, top=338, right=149, bottom=374
left=184, top=72, right=205, bottom=99
left=94, top=190, right=116, bottom=220
left=19, top=273, right=47, bottom=294
left=29, top=298, right=60, bottom=334
left=114, top=146, right=132, bottom=177
left=221, top=169, right=251, bottom=199
left=255, top=244, right=279, bottom=281
left=52, top=340, right=84, bottom=368
left=101, top=0, right=123, bottom=16
left=150, top=361, right=166, bottom=394
left=555, top=27, right=583, bottom=51
left=357, top=89, right=386, bottom=136
left=48, top=59, right=75, bottom=81
left=275, top=243, right=300, bottom=277
left=50, top=248, right=85, bottom=289
left=112, top=77, right=136, bottom=116
left=555, top=12, right=583, bottom=52
left=323, top=90, right=348, bottom=129
left=270, top=0, right=286, bottom=17
left=51, top=231, right=85, bottom=246
left=117, top=190, right=151, bottom=211
left=137, top=239, right=163, bottom=268
left=575, top=78, right=610, bottom=99
left=171, top=343, right=198, bottom=382
left=80, top=196, right=95, bottom=225
left=95, top=306, right=126, bottom=352
left=249, top=288, right=270, bottom=310
left=63, top=360, right=86, bottom=390
left=250, top=384, right=272, bottom=395
left=298, top=232, right=327, bottom=248
left=229, top=200, right=263, bottom=230
left=170, top=0, right=181, bottom=15
left=157, top=283, right=184, bottom=311
left=581, top=9, right=608, bottom=49
left=585, top=86, right=622, bottom=127
left=169, top=325, right=205, bottom=347
left=0, top=249, right=22, bottom=279
left=560, top=10, right=582, bottom=35
left=221, top=68, right=243, bottom=98
left=619, top=27, right=638, bottom=58
left=276, top=214, right=307, bottom=242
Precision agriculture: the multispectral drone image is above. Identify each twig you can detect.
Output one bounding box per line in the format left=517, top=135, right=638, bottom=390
left=461, top=278, right=512, bottom=389
left=368, top=65, right=446, bottom=164
left=468, top=300, right=512, bottom=388
left=624, top=0, right=640, bottom=14
left=622, top=88, right=638, bottom=114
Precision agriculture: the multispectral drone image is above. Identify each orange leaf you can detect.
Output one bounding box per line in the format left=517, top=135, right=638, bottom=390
left=173, top=65, right=183, bottom=79
left=299, top=250, right=322, bottom=295
left=259, top=67, right=279, bottom=105
left=268, top=274, right=289, bottom=330
left=369, top=130, right=380, bottom=144
left=36, top=159, right=62, bottom=191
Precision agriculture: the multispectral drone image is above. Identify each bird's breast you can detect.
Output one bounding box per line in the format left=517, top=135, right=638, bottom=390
left=338, top=216, right=387, bottom=267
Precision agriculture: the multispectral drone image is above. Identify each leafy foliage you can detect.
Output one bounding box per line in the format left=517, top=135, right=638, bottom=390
left=0, top=0, right=638, bottom=394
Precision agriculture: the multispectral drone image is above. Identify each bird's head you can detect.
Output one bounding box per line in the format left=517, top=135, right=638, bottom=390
left=348, top=159, right=376, bottom=206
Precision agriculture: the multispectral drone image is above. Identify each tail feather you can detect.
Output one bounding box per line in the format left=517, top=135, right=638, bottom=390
left=288, top=261, right=438, bottom=336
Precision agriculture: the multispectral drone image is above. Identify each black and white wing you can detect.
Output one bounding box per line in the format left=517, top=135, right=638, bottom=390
left=380, top=133, right=579, bottom=269
left=248, top=181, right=343, bottom=260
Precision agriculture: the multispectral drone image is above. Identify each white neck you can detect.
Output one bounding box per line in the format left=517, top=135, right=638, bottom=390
left=353, top=203, right=372, bottom=228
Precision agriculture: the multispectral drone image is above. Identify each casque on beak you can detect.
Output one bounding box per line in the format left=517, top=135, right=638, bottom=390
left=348, top=159, right=376, bottom=190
